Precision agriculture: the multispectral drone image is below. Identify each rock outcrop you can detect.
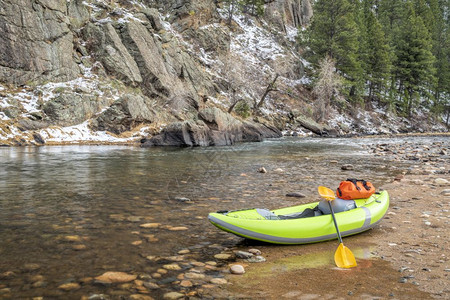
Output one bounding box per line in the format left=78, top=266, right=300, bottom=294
left=91, top=94, right=156, bottom=134
left=141, top=107, right=282, bottom=147
left=0, top=0, right=80, bottom=85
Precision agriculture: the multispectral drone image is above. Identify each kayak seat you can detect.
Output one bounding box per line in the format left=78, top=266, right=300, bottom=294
left=256, top=207, right=323, bottom=220
left=279, top=207, right=323, bottom=219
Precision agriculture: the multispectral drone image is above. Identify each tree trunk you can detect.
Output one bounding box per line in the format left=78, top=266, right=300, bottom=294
left=255, top=74, right=279, bottom=110
left=228, top=98, right=241, bottom=113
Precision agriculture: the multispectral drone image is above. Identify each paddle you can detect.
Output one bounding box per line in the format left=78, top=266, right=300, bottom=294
left=318, top=186, right=357, bottom=268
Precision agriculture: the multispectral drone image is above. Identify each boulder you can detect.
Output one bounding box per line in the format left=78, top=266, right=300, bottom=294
left=43, top=92, right=110, bottom=127
left=141, top=107, right=282, bottom=147
left=91, top=94, right=156, bottom=134
left=295, top=115, right=336, bottom=136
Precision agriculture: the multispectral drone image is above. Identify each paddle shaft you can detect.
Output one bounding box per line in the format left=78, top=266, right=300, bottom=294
left=328, top=201, right=343, bottom=244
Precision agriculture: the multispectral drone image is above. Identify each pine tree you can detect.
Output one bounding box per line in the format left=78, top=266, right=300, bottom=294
left=307, top=0, right=362, bottom=100
left=363, top=6, right=391, bottom=102
left=394, top=2, right=436, bottom=117
left=427, top=0, right=450, bottom=115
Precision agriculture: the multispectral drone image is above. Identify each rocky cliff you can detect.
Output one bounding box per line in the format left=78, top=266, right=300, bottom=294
left=0, top=0, right=446, bottom=146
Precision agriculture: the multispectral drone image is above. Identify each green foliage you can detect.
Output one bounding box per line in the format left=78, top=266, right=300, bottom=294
left=219, top=0, right=265, bottom=25
left=234, top=100, right=251, bottom=119
left=306, top=0, right=362, bottom=101
left=301, top=0, right=448, bottom=121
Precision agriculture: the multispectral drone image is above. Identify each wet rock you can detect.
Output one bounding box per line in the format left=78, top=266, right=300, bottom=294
left=248, top=249, right=262, bottom=256
left=175, top=197, right=191, bottom=203
left=72, top=244, right=87, bottom=250
left=163, top=264, right=181, bottom=271
left=0, top=271, right=15, bottom=279
left=58, top=282, right=80, bottom=291
left=87, top=294, right=110, bottom=300
left=235, top=251, right=253, bottom=259
left=285, top=192, right=306, bottom=198
left=140, top=223, right=161, bottom=228
left=258, top=167, right=267, bottom=173
left=129, top=295, right=155, bottom=300
left=163, top=292, right=185, bottom=300
left=210, top=277, right=227, bottom=285
left=168, top=226, right=188, bottom=231
left=184, top=272, right=205, bottom=279
left=143, top=282, right=159, bottom=290
left=94, top=272, right=137, bottom=283
left=214, top=253, right=233, bottom=260
left=178, top=249, right=190, bottom=255
left=180, top=280, right=193, bottom=287
left=246, top=255, right=266, bottom=263
left=341, top=164, right=354, bottom=171
left=230, top=264, right=245, bottom=275
left=23, top=263, right=41, bottom=272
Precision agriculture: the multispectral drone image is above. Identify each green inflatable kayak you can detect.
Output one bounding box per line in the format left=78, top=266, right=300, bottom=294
left=208, top=190, right=389, bottom=244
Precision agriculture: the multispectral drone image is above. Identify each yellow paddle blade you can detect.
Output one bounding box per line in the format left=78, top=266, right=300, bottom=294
left=335, top=243, right=357, bottom=268
left=318, top=186, right=336, bottom=201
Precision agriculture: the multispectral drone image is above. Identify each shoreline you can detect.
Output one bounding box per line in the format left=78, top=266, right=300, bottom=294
left=1, top=131, right=449, bottom=148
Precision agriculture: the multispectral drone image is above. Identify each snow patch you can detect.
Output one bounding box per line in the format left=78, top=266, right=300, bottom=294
left=38, top=121, right=134, bottom=144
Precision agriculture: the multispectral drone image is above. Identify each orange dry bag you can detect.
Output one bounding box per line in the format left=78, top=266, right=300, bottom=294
left=336, top=179, right=375, bottom=200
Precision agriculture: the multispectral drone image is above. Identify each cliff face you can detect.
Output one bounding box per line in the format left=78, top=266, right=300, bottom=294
left=0, top=0, right=445, bottom=146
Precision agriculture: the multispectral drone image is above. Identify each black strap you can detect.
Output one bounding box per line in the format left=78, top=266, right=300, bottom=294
left=337, top=188, right=342, bottom=197
left=346, top=178, right=371, bottom=191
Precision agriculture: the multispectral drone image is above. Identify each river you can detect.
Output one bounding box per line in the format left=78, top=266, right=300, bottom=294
left=0, top=136, right=446, bottom=298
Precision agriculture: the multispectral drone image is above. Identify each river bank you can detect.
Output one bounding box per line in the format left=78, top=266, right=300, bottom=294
left=200, top=139, right=449, bottom=300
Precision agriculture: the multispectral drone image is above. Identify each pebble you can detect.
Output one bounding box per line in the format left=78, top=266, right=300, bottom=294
left=214, top=253, right=233, bottom=260
left=163, top=264, right=181, bottom=271
left=274, top=168, right=284, bottom=172
left=163, top=292, right=184, bottom=300
left=285, top=192, right=306, bottom=198
left=235, top=251, right=253, bottom=259
left=72, top=244, right=87, bottom=250
left=246, top=255, right=266, bottom=263
left=179, top=280, right=193, bottom=287
left=210, top=277, right=227, bottom=284
left=168, top=226, right=188, bottom=231
left=129, top=295, right=155, bottom=300
left=178, top=249, right=190, bottom=255
left=64, top=235, right=83, bottom=242
left=140, top=223, right=161, bottom=229
left=341, top=164, right=354, bottom=170
left=94, top=272, right=137, bottom=283
left=230, top=264, right=245, bottom=275
left=425, top=221, right=432, bottom=226
left=184, top=272, right=205, bottom=279
left=258, top=167, right=267, bottom=173
left=434, top=178, right=449, bottom=186
left=440, top=189, right=450, bottom=196
left=175, top=197, right=191, bottom=203
left=143, top=282, right=159, bottom=290
left=248, top=249, right=262, bottom=255
left=58, top=282, right=80, bottom=291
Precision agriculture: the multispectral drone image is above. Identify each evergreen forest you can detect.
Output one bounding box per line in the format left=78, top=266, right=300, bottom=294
left=299, top=0, right=449, bottom=123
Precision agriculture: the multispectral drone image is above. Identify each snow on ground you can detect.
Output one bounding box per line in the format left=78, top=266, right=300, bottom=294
left=38, top=121, right=135, bottom=144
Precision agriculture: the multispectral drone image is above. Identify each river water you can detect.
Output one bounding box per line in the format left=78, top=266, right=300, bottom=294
left=0, top=136, right=445, bottom=298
